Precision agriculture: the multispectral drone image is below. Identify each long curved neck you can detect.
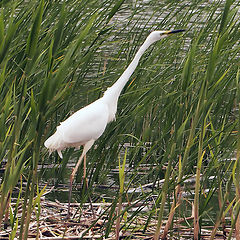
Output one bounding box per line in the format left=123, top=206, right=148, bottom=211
left=103, top=36, right=155, bottom=102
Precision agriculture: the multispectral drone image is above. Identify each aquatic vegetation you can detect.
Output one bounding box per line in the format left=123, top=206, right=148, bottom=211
left=0, top=0, right=239, bottom=239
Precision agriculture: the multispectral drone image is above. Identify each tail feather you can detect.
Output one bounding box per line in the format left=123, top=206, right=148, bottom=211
left=44, top=131, right=65, bottom=158
left=57, top=150, right=63, bottom=158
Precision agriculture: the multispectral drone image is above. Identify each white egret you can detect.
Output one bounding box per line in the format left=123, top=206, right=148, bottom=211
left=44, top=29, right=185, bottom=217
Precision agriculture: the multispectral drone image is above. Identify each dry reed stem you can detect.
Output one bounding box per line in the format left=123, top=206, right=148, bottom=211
left=161, top=185, right=182, bottom=239
left=236, top=214, right=240, bottom=240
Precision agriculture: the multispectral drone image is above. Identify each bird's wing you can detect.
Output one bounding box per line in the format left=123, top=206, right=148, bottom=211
left=57, top=99, right=109, bottom=144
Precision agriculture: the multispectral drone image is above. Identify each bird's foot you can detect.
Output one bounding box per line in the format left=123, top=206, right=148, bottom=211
left=66, top=208, right=71, bottom=220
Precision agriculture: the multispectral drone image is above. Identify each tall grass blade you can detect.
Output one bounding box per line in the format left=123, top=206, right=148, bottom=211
left=235, top=69, right=240, bottom=239
left=0, top=9, right=4, bottom=43
left=218, top=0, right=234, bottom=36
left=106, top=0, right=125, bottom=23
left=0, top=14, right=18, bottom=64
left=47, top=11, right=98, bottom=102
left=52, top=2, right=66, bottom=57
left=25, top=0, right=44, bottom=59
left=0, top=0, right=12, bottom=7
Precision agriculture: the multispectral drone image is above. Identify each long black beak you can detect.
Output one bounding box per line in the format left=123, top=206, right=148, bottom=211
left=167, top=29, right=185, bottom=34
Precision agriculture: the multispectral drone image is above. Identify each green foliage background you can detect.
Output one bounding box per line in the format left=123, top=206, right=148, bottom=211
left=0, top=0, right=239, bottom=238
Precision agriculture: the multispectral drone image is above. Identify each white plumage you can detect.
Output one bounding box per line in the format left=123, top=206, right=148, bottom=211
left=44, top=98, right=109, bottom=158
left=44, top=30, right=185, bottom=217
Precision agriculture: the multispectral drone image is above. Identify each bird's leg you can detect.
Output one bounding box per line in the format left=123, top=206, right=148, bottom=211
left=83, top=154, right=96, bottom=218
left=84, top=154, right=87, bottom=179
left=67, top=140, right=95, bottom=218
left=68, top=153, right=84, bottom=218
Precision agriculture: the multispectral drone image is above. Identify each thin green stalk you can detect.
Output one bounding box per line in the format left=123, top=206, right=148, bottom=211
left=19, top=172, right=32, bottom=240
left=210, top=176, right=233, bottom=240
left=22, top=171, right=37, bottom=240
left=116, top=149, right=127, bottom=239
left=23, top=114, right=44, bottom=239
left=9, top=207, right=18, bottom=240
left=0, top=78, right=26, bottom=227
left=194, top=150, right=205, bottom=240
left=194, top=107, right=211, bottom=239
left=235, top=69, right=240, bottom=239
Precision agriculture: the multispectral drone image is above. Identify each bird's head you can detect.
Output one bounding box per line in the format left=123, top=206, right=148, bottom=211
left=147, top=29, right=185, bottom=43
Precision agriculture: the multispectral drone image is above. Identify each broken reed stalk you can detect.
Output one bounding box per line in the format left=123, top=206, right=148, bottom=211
left=115, top=194, right=122, bottom=240
left=161, top=185, right=182, bottom=240
left=153, top=143, right=176, bottom=240
left=218, top=182, right=227, bottom=237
